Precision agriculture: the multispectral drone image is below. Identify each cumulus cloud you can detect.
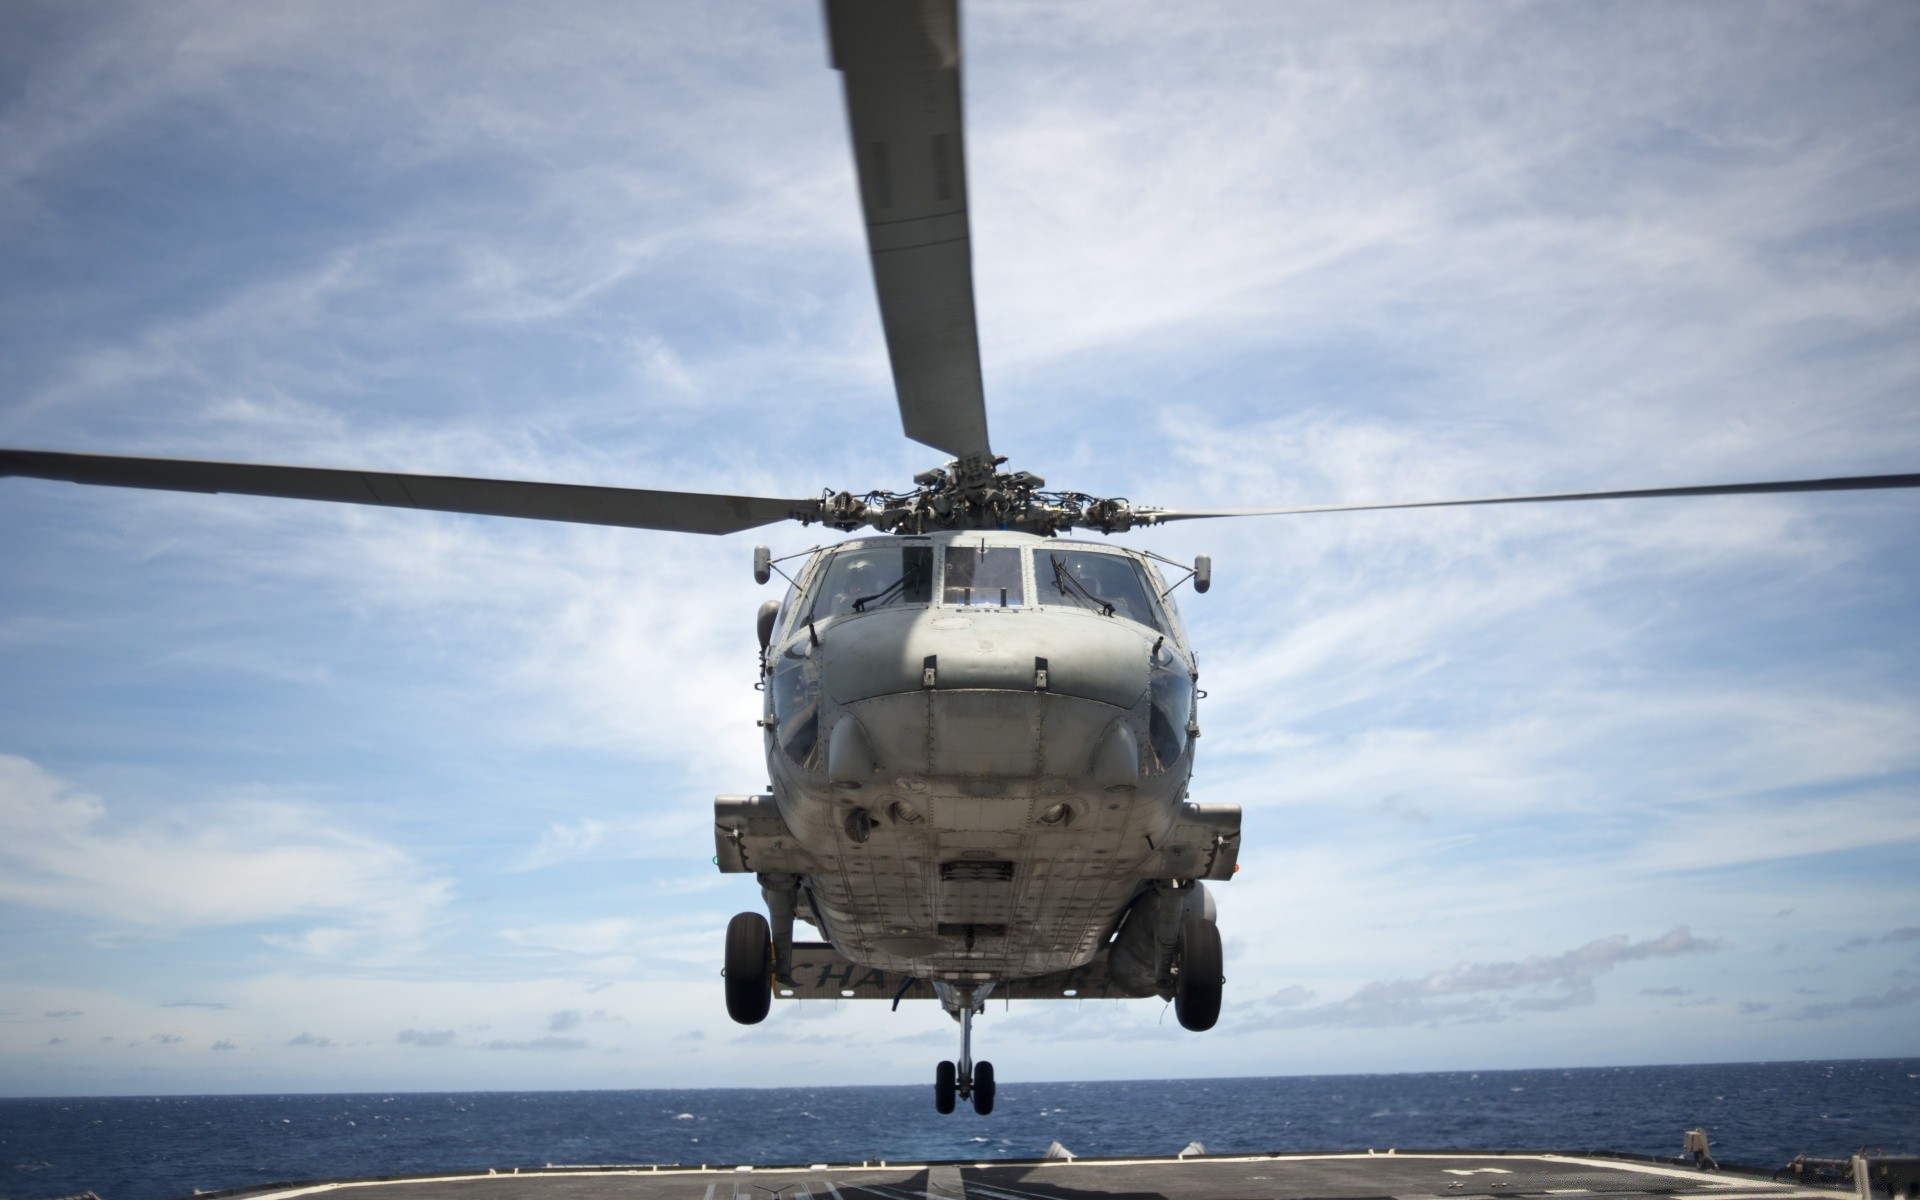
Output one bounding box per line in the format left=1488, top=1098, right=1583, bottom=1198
left=287, top=1032, right=333, bottom=1047
left=0, top=756, right=452, bottom=954
left=1242, top=928, right=1719, bottom=1029
left=547, top=1010, right=581, bottom=1033
left=211, top=1040, right=238, bottom=1051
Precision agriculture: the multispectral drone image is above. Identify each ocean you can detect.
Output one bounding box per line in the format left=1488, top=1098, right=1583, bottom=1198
left=2, top=1059, right=1915, bottom=1200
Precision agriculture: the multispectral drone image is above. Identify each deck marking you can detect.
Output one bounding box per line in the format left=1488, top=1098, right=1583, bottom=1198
left=927, top=1165, right=966, bottom=1200
left=1445, top=1169, right=1514, bottom=1176
left=821, top=1183, right=845, bottom=1200
left=1539, top=1156, right=1805, bottom=1188
left=704, top=1185, right=717, bottom=1200
left=963, top=1183, right=1058, bottom=1200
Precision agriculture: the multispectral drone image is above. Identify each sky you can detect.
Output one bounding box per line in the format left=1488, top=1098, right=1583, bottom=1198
left=0, top=0, right=1917, bottom=1097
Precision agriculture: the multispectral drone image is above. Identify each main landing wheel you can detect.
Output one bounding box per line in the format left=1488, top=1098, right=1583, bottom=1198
left=971, top=1060, right=996, bottom=1115
left=1174, top=914, right=1223, bottom=1032
left=934, top=1060, right=957, bottom=1114
left=724, top=912, right=773, bottom=1025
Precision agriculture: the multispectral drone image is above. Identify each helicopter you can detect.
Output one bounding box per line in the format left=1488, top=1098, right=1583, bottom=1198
left=3, top=0, right=1918, bottom=1113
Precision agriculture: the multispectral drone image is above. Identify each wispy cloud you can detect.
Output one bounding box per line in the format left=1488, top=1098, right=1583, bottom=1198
left=482, top=1036, right=586, bottom=1052
left=1786, top=986, right=1920, bottom=1022
left=1, top=1, right=1916, bottom=1090
left=1837, top=926, right=1920, bottom=952
left=397, top=1029, right=454, bottom=1047
left=1241, top=929, right=1720, bottom=1029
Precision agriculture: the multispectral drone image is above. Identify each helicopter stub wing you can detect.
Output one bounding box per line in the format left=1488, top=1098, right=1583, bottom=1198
left=826, top=0, right=993, bottom=465
left=713, top=794, right=818, bottom=874
left=0, top=449, right=821, bottom=536
left=1144, top=802, right=1242, bottom=882
left=781, top=942, right=1140, bottom=1001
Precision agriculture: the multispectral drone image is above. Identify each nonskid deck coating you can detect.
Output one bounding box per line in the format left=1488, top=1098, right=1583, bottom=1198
left=196, top=1151, right=1846, bottom=1200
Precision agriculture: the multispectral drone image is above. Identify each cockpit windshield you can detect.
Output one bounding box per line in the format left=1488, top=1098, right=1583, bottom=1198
left=942, top=544, right=1025, bottom=607
left=1040, top=549, right=1163, bottom=630
left=809, top=544, right=933, bottom=619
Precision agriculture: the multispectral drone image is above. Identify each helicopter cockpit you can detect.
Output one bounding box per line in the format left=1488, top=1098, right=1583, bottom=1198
left=788, top=536, right=1180, bottom=638
left=807, top=543, right=936, bottom=618
left=765, top=534, right=1197, bottom=782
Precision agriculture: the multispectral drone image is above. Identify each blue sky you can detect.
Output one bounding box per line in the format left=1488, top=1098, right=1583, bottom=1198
left=1, top=0, right=1917, bottom=1096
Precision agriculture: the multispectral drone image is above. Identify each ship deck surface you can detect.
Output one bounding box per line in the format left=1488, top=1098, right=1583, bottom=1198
left=207, top=1150, right=1843, bottom=1200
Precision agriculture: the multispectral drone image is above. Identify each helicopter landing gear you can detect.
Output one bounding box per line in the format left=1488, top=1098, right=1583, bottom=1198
left=1174, top=913, right=1223, bottom=1032
left=935, top=1059, right=957, bottom=1114
left=932, top=999, right=996, bottom=1114
left=723, top=911, right=773, bottom=1025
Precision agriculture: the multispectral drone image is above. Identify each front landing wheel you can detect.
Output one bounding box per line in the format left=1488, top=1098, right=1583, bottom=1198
left=724, top=912, right=773, bottom=1025
left=935, top=1060, right=957, bottom=1114
left=971, top=1060, right=996, bottom=1115
left=1174, top=914, right=1223, bottom=1032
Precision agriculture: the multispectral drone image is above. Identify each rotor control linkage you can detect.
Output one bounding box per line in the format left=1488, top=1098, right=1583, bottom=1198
left=808, top=460, right=1151, bottom=536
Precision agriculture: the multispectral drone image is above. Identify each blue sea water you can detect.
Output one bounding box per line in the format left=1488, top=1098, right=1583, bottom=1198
left=2, top=1060, right=1915, bottom=1200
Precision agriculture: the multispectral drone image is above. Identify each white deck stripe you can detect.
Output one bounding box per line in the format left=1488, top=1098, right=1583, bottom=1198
left=926, top=1165, right=966, bottom=1200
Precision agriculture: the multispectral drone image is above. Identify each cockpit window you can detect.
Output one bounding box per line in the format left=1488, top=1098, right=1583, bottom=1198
left=809, top=544, right=933, bottom=619
left=1040, top=550, right=1163, bottom=630
left=942, top=544, right=1025, bottom=607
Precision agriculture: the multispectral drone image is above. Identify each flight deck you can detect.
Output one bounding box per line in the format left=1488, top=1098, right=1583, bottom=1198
left=188, top=1150, right=1862, bottom=1200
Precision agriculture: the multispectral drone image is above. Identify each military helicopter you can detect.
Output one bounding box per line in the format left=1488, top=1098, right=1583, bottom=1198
left=3, top=0, right=1916, bottom=1116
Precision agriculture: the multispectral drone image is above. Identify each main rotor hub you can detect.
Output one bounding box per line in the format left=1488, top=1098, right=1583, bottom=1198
left=810, top=458, right=1154, bottom=537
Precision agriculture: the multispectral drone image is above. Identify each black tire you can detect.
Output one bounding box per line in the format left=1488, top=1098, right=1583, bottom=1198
left=935, top=1060, right=958, bottom=1114
left=972, top=1061, right=996, bottom=1115
left=724, top=912, right=773, bottom=1025
left=1174, top=914, right=1223, bottom=1032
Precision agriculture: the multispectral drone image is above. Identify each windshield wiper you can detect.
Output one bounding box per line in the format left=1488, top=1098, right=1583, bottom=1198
left=852, top=572, right=912, bottom=613
left=1049, top=555, right=1113, bottom=617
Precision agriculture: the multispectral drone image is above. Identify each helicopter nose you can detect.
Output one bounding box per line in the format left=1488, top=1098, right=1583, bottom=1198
left=821, top=608, right=1148, bottom=708
left=818, top=608, right=1152, bottom=784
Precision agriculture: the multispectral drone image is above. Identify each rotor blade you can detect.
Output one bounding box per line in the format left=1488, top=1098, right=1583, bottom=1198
left=0, top=449, right=821, bottom=536
left=1145, top=472, right=1920, bottom=523
left=826, top=0, right=993, bottom=464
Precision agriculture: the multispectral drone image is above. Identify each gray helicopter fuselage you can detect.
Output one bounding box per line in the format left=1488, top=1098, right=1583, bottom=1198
left=728, top=528, right=1232, bottom=993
